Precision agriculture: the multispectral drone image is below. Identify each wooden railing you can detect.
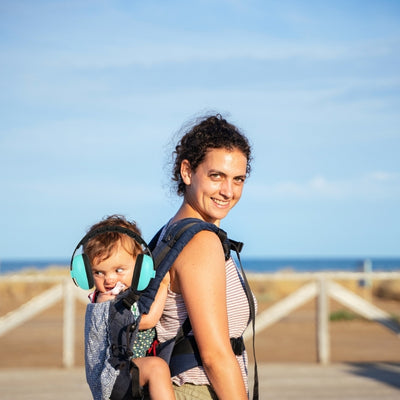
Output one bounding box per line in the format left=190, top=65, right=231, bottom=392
left=245, top=271, right=400, bottom=364
left=1, top=271, right=399, bottom=367
left=0, top=275, right=88, bottom=368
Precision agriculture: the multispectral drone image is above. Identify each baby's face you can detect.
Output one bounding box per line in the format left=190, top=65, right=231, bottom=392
left=91, top=241, right=136, bottom=293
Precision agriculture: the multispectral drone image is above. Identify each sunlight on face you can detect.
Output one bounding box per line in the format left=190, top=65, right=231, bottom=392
left=183, top=148, right=248, bottom=224
left=91, top=240, right=136, bottom=293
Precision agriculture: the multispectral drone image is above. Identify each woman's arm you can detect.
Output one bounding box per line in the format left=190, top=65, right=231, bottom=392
left=139, top=272, right=170, bottom=330
left=173, top=231, right=248, bottom=400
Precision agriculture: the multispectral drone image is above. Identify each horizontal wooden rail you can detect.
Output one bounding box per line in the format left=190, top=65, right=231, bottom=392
left=0, top=284, right=63, bottom=336
left=1, top=271, right=399, bottom=366
left=245, top=271, right=400, bottom=364
left=0, top=277, right=88, bottom=368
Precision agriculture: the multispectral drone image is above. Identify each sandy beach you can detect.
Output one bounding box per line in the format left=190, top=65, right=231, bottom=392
left=0, top=267, right=400, bottom=368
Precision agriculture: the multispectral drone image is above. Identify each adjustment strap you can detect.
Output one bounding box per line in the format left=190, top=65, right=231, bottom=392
left=153, top=222, right=198, bottom=268
left=229, top=240, right=259, bottom=400
left=230, top=337, right=245, bottom=356
left=130, top=360, right=143, bottom=400
left=176, top=318, right=245, bottom=357
left=229, top=239, right=244, bottom=254
left=121, top=289, right=140, bottom=309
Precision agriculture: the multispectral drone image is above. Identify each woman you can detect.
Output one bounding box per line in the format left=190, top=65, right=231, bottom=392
left=156, top=114, right=256, bottom=399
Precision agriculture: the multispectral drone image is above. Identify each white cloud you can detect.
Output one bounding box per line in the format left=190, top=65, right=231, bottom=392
left=6, top=33, right=397, bottom=71
left=248, top=171, right=400, bottom=201
left=368, top=171, right=399, bottom=182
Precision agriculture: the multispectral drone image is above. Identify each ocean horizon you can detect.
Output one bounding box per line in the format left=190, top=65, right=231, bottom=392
left=0, top=257, right=399, bottom=275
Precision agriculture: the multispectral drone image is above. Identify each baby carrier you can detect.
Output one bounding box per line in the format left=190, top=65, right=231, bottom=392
left=82, top=218, right=258, bottom=400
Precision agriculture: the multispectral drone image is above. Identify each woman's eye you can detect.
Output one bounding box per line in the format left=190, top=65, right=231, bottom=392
left=116, top=268, right=124, bottom=273
left=210, top=173, right=221, bottom=180
left=235, top=177, right=245, bottom=184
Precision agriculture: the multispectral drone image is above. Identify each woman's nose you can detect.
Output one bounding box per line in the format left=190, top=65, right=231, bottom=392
left=220, top=179, right=233, bottom=198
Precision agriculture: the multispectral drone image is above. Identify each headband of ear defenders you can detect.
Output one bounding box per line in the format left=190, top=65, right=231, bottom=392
left=70, top=225, right=155, bottom=291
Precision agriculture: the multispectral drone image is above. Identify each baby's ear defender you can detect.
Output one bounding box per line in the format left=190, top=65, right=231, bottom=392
left=131, top=254, right=156, bottom=292
left=70, top=253, right=94, bottom=290
left=70, top=226, right=155, bottom=292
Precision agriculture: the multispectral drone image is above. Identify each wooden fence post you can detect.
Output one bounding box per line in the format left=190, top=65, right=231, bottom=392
left=63, top=279, right=75, bottom=368
left=317, top=277, right=330, bottom=365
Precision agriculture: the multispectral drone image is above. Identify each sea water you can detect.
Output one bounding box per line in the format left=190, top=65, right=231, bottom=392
left=0, top=257, right=399, bottom=275
left=242, top=257, right=400, bottom=273
left=0, top=259, right=69, bottom=275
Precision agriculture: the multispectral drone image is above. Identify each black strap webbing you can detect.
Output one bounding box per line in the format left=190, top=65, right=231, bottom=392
left=152, top=221, right=232, bottom=268
left=173, top=240, right=259, bottom=400
left=148, top=219, right=258, bottom=399
left=229, top=240, right=259, bottom=400
left=130, top=360, right=143, bottom=400
left=174, top=320, right=245, bottom=358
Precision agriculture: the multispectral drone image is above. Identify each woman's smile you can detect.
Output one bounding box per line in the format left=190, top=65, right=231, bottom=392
left=211, top=197, right=230, bottom=207
left=182, top=148, right=247, bottom=224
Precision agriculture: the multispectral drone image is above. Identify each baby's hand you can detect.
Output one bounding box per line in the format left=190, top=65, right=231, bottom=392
left=96, top=282, right=127, bottom=303
left=96, top=291, right=117, bottom=303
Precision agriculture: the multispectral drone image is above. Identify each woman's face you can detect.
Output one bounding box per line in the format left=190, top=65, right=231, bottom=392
left=181, top=147, right=248, bottom=224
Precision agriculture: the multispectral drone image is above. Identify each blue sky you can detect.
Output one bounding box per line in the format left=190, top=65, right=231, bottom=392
left=1, top=0, right=399, bottom=260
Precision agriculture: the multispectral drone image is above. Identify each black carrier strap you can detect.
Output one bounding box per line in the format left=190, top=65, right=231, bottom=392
left=155, top=221, right=231, bottom=264
left=109, top=295, right=144, bottom=400
left=230, top=240, right=259, bottom=400
left=139, top=218, right=231, bottom=314
left=141, top=218, right=259, bottom=400
left=109, top=360, right=143, bottom=400
left=170, top=240, right=259, bottom=400
left=172, top=317, right=246, bottom=358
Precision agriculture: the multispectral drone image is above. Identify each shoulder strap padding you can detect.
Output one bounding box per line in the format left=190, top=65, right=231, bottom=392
left=138, top=218, right=230, bottom=314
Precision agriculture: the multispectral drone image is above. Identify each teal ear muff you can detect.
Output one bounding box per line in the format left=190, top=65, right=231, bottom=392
left=70, top=253, right=94, bottom=290
left=132, top=254, right=156, bottom=292
left=70, top=226, right=155, bottom=292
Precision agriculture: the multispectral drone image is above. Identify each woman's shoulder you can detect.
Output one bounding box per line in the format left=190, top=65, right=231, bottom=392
left=186, top=228, right=225, bottom=251
left=175, top=229, right=226, bottom=275
left=160, top=218, right=226, bottom=253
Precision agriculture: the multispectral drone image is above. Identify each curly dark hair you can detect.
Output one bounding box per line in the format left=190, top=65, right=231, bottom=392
left=83, top=215, right=143, bottom=264
left=172, top=114, right=252, bottom=196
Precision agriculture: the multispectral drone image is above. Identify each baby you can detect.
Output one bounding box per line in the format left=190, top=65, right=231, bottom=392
left=83, top=214, right=174, bottom=400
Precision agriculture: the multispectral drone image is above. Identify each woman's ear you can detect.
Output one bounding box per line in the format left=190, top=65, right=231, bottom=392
left=180, top=159, right=192, bottom=185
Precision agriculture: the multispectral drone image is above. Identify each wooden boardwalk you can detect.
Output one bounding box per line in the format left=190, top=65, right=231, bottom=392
left=1, top=363, right=399, bottom=400
left=252, top=362, right=400, bottom=399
